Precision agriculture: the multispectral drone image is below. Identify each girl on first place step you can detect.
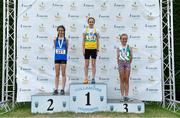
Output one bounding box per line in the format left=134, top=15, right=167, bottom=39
left=82, top=17, right=100, bottom=84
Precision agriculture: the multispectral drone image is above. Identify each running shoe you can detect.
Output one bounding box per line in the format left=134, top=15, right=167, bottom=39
left=60, top=89, right=65, bottom=95
left=124, top=96, right=129, bottom=101
left=53, top=90, right=58, bottom=95
left=120, top=97, right=124, bottom=102
left=91, top=78, right=95, bottom=84
left=83, top=79, right=89, bottom=84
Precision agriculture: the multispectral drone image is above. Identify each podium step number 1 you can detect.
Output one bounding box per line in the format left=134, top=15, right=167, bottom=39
left=70, top=84, right=107, bottom=113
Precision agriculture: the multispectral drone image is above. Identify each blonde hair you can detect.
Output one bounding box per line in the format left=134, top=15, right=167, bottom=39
left=120, top=33, right=128, bottom=40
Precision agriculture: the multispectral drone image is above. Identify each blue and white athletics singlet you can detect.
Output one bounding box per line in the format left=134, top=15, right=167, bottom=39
left=54, top=37, right=67, bottom=61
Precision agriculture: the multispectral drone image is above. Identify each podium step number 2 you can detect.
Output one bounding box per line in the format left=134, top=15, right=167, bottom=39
left=31, top=93, right=69, bottom=113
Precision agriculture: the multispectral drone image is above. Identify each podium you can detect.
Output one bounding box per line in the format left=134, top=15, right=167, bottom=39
left=70, top=84, right=107, bottom=113
left=31, top=84, right=145, bottom=113
left=31, top=93, right=69, bottom=113
left=107, top=99, right=144, bottom=113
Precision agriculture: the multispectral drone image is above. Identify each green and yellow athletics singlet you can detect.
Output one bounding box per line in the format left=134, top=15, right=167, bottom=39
left=84, top=27, right=97, bottom=49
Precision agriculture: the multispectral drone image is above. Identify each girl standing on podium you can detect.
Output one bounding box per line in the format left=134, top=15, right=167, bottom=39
left=53, top=25, right=68, bottom=95
left=82, top=17, right=100, bottom=84
left=117, top=33, right=132, bottom=101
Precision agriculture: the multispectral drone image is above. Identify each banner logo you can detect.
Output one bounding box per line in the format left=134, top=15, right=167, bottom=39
left=38, top=24, right=46, bottom=32
left=145, top=24, right=157, bottom=29
left=99, top=14, right=110, bottom=19
left=101, top=44, right=107, bottom=53
left=38, top=66, right=46, bottom=73
left=145, top=12, right=156, bottom=21
left=37, top=76, right=49, bottom=82
left=110, top=105, right=114, bottom=111
left=114, top=3, right=125, bottom=9
left=100, top=36, right=110, bottom=41
left=132, top=65, right=138, bottom=73
left=23, top=13, right=29, bottom=21
left=137, top=105, right=141, bottom=111
left=69, top=44, right=77, bottom=53
left=22, top=33, right=29, bottom=42
left=22, top=55, right=29, bottom=64
left=100, top=24, right=108, bottom=32
left=132, top=86, right=139, bottom=95
left=147, top=54, right=157, bottom=63
left=146, top=88, right=159, bottom=92
left=70, top=2, right=77, bottom=11
left=35, top=102, right=39, bottom=108
left=116, top=13, right=123, bottom=21
left=22, top=76, right=29, bottom=84
left=55, top=13, right=62, bottom=21
left=21, top=3, right=32, bottom=8
left=20, top=45, right=32, bottom=51
left=131, top=23, right=138, bottom=32
left=38, top=86, right=46, bottom=93
left=38, top=44, right=45, bottom=52
left=73, top=96, right=76, bottom=102
left=101, top=2, right=107, bottom=11
left=52, top=3, right=64, bottom=7
left=100, top=96, right=104, bottom=101
left=131, top=2, right=138, bottom=10
left=100, top=65, right=108, bottom=74
left=131, top=44, right=138, bottom=52
left=63, top=101, right=66, bottom=108
left=70, top=65, right=77, bottom=74
left=70, top=24, right=77, bottom=32
left=114, top=25, right=125, bottom=30
left=147, top=33, right=155, bottom=42
left=83, top=3, right=95, bottom=8
left=38, top=2, right=46, bottom=11
left=148, top=76, right=156, bottom=84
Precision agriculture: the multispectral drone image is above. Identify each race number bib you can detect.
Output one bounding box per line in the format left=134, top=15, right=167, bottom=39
left=56, top=49, right=66, bottom=54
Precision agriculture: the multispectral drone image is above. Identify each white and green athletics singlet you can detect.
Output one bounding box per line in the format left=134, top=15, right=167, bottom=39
left=119, top=44, right=131, bottom=62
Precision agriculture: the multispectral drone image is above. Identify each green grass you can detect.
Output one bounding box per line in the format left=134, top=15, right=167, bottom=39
left=1, top=103, right=180, bottom=117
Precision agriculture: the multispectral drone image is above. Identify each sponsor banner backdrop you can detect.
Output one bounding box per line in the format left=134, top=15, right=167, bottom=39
left=17, top=0, right=162, bottom=102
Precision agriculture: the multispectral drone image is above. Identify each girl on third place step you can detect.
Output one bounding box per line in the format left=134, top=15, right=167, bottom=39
left=117, top=33, right=132, bottom=101
left=53, top=25, right=69, bottom=95
left=82, top=17, right=100, bottom=84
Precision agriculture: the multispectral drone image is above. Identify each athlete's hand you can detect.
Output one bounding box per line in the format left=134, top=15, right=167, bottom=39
left=96, top=49, right=99, bottom=55
left=83, top=49, right=85, bottom=56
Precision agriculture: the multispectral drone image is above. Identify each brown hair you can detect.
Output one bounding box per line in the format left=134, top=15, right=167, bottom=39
left=88, top=17, right=95, bottom=23
left=57, top=25, right=66, bottom=37
left=120, top=33, right=128, bottom=39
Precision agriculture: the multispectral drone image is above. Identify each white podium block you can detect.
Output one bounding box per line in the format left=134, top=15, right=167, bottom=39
left=107, top=99, right=144, bottom=113
left=31, top=93, right=69, bottom=113
left=70, top=84, right=107, bottom=113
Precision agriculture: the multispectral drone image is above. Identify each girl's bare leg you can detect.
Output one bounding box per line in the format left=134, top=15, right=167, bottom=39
left=61, top=64, right=66, bottom=90
left=84, top=59, right=89, bottom=80
left=55, top=64, right=60, bottom=90
left=91, top=59, right=96, bottom=79
left=119, top=69, right=125, bottom=97
left=124, top=69, right=130, bottom=96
